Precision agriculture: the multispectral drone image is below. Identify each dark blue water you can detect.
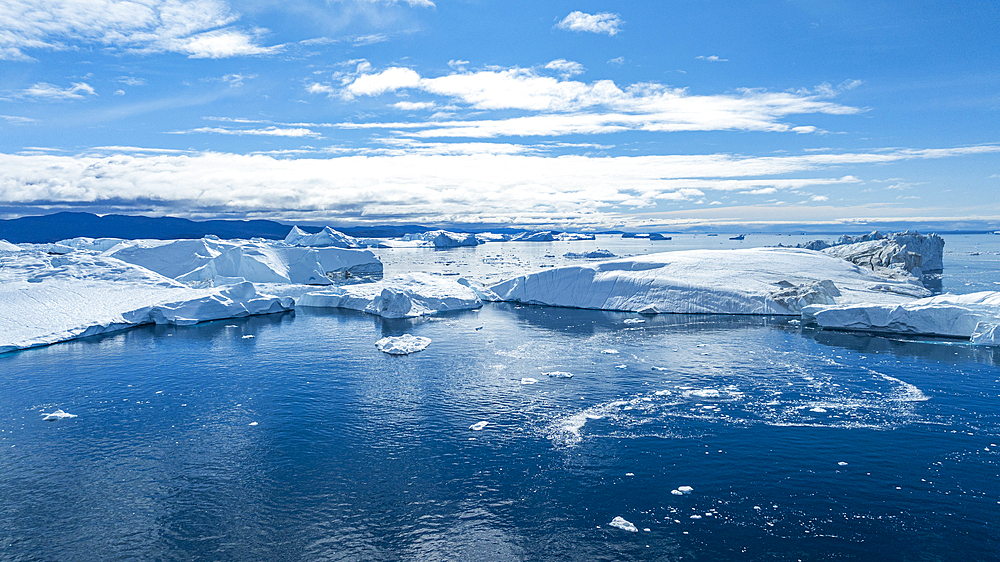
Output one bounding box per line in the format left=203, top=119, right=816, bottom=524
left=3, top=304, right=999, bottom=561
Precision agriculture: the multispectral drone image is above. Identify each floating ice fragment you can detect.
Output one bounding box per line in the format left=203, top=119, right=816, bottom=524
left=41, top=409, right=77, bottom=421
left=249, top=421, right=258, bottom=426
left=544, top=371, right=573, bottom=378
left=615, top=364, right=627, bottom=369
left=601, top=349, right=620, bottom=354
left=470, top=421, right=488, bottom=431
left=626, top=472, right=634, bottom=477
left=651, top=366, right=668, bottom=371
left=376, top=334, right=431, bottom=355
left=520, top=378, right=538, bottom=385
left=810, top=407, right=828, bottom=413
left=677, top=486, right=693, bottom=494
left=224, top=325, right=238, bottom=328
left=838, top=461, right=848, bottom=466
left=623, top=318, right=645, bottom=324
left=242, top=335, right=254, bottom=339
left=643, top=528, right=651, bottom=532
left=690, top=515, right=702, bottom=519
left=671, top=489, right=683, bottom=496
left=609, top=516, right=638, bottom=532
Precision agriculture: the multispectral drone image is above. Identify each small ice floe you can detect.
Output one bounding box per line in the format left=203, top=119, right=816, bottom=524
left=224, top=325, right=238, bottom=328
left=42, top=409, right=77, bottom=421
left=623, top=318, right=645, bottom=324
left=249, top=421, right=258, bottom=426
left=601, top=349, right=620, bottom=354
left=838, top=461, right=848, bottom=466
left=520, top=378, right=539, bottom=385
left=810, top=407, right=828, bottom=413
left=689, top=514, right=702, bottom=520
left=376, top=334, right=432, bottom=355
left=608, top=516, right=638, bottom=532
left=651, top=366, right=668, bottom=371
left=615, top=364, right=627, bottom=369
left=544, top=371, right=574, bottom=378
left=241, top=335, right=254, bottom=339
left=671, top=486, right=694, bottom=496
left=625, top=472, right=635, bottom=477
left=470, top=421, right=489, bottom=431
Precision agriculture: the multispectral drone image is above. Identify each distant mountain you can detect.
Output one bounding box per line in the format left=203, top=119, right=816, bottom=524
left=0, top=212, right=294, bottom=243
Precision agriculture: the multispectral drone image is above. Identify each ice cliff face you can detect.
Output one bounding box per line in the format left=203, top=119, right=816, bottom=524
left=798, top=231, right=944, bottom=277
left=297, top=273, right=483, bottom=318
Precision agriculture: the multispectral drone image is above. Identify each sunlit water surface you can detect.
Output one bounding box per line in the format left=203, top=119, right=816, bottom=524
left=2, top=234, right=999, bottom=561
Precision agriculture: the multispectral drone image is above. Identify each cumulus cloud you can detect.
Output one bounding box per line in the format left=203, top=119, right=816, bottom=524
left=330, top=66, right=861, bottom=137
left=0, top=0, right=278, bottom=60
left=555, top=11, right=623, bottom=36
left=1, top=144, right=995, bottom=228
left=544, top=59, right=585, bottom=78
left=21, top=82, right=97, bottom=100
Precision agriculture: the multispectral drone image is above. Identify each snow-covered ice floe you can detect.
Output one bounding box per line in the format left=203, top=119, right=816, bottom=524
left=490, top=248, right=930, bottom=315
left=104, top=237, right=382, bottom=286
left=376, top=334, right=431, bottom=355
left=297, top=272, right=483, bottom=318
left=0, top=250, right=293, bottom=354
left=42, top=409, right=77, bottom=421
left=608, top=516, right=638, bottom=532
left=803, top=291, right=1000, bottom=346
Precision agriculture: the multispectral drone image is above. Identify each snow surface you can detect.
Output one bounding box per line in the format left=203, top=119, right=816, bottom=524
left=376, top=334, right=431, bottom=355
left=490, top=248, right=930, bottom=315
left=0, top=239, right=20, bottom=253
left=0, top=250, right=293, bottom=354
left=803, top=291, right=1000, bottom=345
left=297, top=272, right=482, bottom=318
left=105, top=238, right=382, bottom=286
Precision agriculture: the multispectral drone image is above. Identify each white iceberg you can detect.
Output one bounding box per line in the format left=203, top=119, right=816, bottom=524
left=283, top=225, right=359, bottom=248
left=401, top=230, right=480, bottom=248
left=0, top=239, right=22, bottom=253
left=105, top=238, right=382, bottom=286
left=608, top=516, right=638, bottom=532
left=564, top=249, right=616, bottom=259
left=0, top=250, right=293, bottom=354
left=803, top=291, right=1000, bottom=345
left=490, top=248, right=929, bottom=315
left=470, top=421, right=489, bottom=431
left=510, top=231, right=555, bottom=242
left=376, top=334, right=431, bottom=355
left=42, top=409, right=77, bottom=421
left=555, top=232, right=596, bottom=241
left=55, top=237, right=125, bottom=252
left=297, top=272, right=483, bottom=318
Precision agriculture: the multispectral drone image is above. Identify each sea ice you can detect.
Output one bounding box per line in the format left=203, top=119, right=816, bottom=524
left=521, top=378, right=539, bottom=385
left=375, top=334, right=432, bottom=355
left=298, top=272, right=482, bottom=318
left=283, top=226, right=359, bottom=248
left=544, top=371, right=574, bottom=378
left=608, top=516, right=638, bottom=532
left=802, top=291, right=1000, bottom=345
left=601, top=349, right=620, bottom=354
left=0, top=239, right=21, bottom=253
left=401, top=230, right=480, bottom=248
left=490, top=248, right=929, bottom=315
left=470, top=421, right=489, bottom=431
left=564, top=249, right=616, bottom=259
left=42, top=409, right=77, bottom=421
left=677, top=486, right=694, bottom=494
left=0, top=250, right=293, bottom=353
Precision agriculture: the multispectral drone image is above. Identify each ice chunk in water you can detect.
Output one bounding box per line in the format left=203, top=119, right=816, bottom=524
left=544, top=371, right=574, bottom=378
left=376, top=334, right=431, bottom=355
left=520, top=378, right=539, bottom=385
left=42, top=409, right=77, bottom=421
left=609, top=516, right=638, bottom=532
left=470, top=421, right=488, bottom=431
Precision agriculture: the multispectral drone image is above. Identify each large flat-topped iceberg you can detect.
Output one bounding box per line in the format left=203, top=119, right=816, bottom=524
left=803, top=291, right=1000, bottom=345
left=0, top=250, right=293, bottom=353
left=105, top=238, right=382, bottom=286
left=297, top=272, right=482, bottom=318
left=489, top=248, right=930, bottom=315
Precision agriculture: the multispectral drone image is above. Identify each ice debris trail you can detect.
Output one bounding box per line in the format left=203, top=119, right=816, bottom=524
left=490, top=247, right=929, bottom=315
left=298, top=273, right=482, bottom=318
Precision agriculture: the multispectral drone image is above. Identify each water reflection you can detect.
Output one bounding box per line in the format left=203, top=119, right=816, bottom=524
left=805, top=327, right=1000, bottom=366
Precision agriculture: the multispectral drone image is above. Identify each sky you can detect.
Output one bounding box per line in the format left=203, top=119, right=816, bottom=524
left=1, top=0, right=998, bottom=231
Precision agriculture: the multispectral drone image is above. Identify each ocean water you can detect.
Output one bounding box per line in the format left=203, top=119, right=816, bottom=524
left=1, top=234, right=999, bottom=561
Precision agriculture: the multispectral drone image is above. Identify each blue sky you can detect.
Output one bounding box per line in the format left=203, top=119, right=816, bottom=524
left=1, top=0, right=998, bottom=230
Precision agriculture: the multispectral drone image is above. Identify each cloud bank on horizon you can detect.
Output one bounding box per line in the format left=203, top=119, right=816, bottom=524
left=0, top=0, right=997, bottom=229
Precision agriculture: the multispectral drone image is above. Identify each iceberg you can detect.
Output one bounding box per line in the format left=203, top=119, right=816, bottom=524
left=283, top=225, right=359, bottom=248
left=608, top=516, right=638, bottom=532
left=297, top=272, right=483, bottom=318
left=0, top=250, right=293, bottom=354
left=797, top=231, right=944, bottom=276
left=554, top=232, right=596, bottom=241
left=563, top=249, right=616, bottom=259
left=376, top=334, right=431, bottom=355
left=490, top=248, right=930, bottom=315
left=510, top=231, right=555, bottom=242
left=401, top=230, right=480, bottom=248
left=475, top=232, right=512, bottom=243
left=0, top=239, right=21, bottom=254
left=105, top=238, right=382, bottom=286
left=42, top=409, right=77, bottom=421
left=803, top=291, right=1000, bottom=345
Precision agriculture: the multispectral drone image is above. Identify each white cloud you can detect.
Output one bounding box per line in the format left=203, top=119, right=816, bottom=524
left=0, top=0, right=278, bottom=60
left=607, top=56, right=625, bottom=66
left=392, top=101, right=436, bottom=111
left=216, top=73, right=256, bottom=87
left=1, top=145, right=995, bottom=228
left=696, top=55, right=728, bottom=62
left=306, top=83, right=337, bottom=95
left=21, top=82, right=97, bottom=100
left=555, top=11, right=623, bottom=36
left=0, top=114, right=37, bottom=123
left=809, top=194, right=829, bottom=202
left=332, top=66, right=861, bottom=137
left=447, top=59, right=469, bottom=70
left=353, top=34, right=388, bottom=46
left=172, top=126, right=322, bottom=138
left=118, top=77, right=146, bottom=86
left=114, top=89, right=126, bottom=96
left=544, top=59, right=585, bottom=78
